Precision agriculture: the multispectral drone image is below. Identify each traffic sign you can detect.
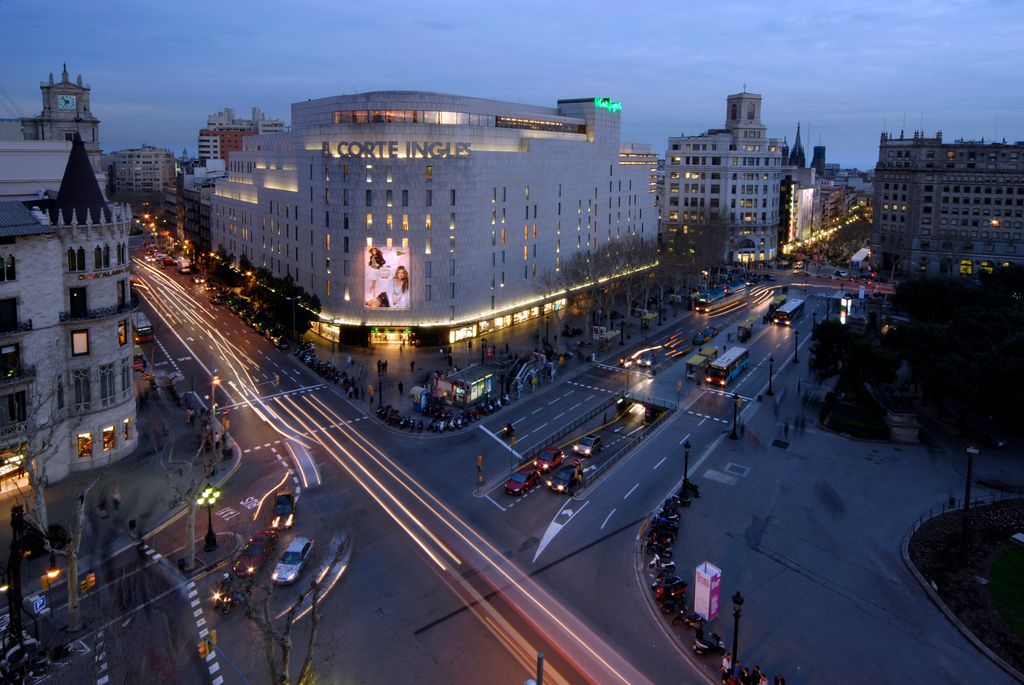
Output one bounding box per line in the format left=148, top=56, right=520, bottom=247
left=32, top=595, right=46, bottom=614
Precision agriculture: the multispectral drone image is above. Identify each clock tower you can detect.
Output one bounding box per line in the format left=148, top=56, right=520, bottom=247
left=21, top=64, right=101, bottom=171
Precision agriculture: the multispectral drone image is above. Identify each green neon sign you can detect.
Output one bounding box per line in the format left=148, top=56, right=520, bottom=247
left=594, top=97, right=622, bottom=113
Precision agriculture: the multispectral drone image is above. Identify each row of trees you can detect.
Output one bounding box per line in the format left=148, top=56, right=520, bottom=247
left=204, top=249, right=322, bottom=339
left=885, top=268, right=1024, bottom=431
left=536, top=225, right=729, bottom=344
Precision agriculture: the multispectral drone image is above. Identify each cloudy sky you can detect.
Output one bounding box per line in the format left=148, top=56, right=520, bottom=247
left=1, top=0, right=1021, bottom=169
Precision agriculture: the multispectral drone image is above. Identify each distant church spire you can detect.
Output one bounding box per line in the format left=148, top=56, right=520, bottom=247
left=788, top=123, right=806, bottom=168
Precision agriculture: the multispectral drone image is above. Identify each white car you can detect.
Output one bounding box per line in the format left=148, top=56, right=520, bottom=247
left=271, top=537, right=313, bottom=586
left=573, top=435, right=603, bottom=456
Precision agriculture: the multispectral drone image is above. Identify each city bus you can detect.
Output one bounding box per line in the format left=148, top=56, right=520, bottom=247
left=694, top=284, right=748, bottom=314
left=737, top=315, right=758, bottom=342
left=706, top=347, right=750, bottom=387
left=132, top=312, right=154, bottom=343
left=768, top=295, right=787, bottom=317
left=773, top=299, right=805, bottom=326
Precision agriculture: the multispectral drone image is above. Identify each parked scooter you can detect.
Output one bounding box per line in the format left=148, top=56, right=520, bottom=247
left=672, top=610, right=705, bottom=630
left=692, top=628, right=726, bottom=655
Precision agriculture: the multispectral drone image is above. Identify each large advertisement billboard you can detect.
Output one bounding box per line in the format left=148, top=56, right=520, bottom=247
left=364, top=247, right=411, bottom=310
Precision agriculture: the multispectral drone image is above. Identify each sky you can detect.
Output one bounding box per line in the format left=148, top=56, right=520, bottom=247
left=1, top=0, right=1022, bottom=169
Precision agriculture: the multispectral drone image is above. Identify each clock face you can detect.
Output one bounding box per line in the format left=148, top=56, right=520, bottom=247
left=57, top=94, right=77, bottom=110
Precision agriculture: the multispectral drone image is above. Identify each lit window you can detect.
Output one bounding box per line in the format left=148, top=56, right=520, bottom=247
left=117, top=320, right=127, bottom=346
left=123, top=417, right=131, bottom=440
left=425, top=214, right=432, bottom=230
left=72, top=330, right=89, bottom=356
left=102, top=426, right=116, bottom=452
left=77, top=432, right=93, bottom=458
left=365, top=213, right=373, bottom=228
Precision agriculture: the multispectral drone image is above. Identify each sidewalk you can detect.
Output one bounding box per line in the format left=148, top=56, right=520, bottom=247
left=0, top=370, right=242, bottom=635
left=298, top=298, right=696, bottom=424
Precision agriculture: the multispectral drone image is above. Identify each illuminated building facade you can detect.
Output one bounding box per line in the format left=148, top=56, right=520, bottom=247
left=211, top=92, right=654, bottom=345
left=660, top=92, right=784, bottom=265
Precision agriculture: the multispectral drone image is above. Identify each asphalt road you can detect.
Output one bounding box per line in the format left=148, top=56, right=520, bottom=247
left=99, top=255, right=1020, bottom=685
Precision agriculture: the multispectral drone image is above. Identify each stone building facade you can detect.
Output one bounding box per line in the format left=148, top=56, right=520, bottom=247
left=871, top=131, right=1024, bottom=278
left=0, top=136, right=137, bottom=487
left=211, top=92, right=654, bottom=346
left=661, top=92, right=784, bottom=265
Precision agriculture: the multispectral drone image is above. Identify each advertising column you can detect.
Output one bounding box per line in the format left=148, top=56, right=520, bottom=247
left=694, top=561, right=721, bottom=621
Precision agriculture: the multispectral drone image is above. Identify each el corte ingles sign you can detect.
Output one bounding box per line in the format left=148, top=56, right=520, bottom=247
left=324, top=141, right=471, bottom=159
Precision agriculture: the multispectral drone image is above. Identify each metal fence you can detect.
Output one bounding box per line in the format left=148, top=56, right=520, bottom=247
left=511, top=393, right=625, bottom=470
left=909, top=491, right=1024, bottom=535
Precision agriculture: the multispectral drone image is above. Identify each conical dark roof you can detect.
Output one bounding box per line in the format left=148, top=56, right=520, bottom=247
left=49, top=134, right=110, bottom=225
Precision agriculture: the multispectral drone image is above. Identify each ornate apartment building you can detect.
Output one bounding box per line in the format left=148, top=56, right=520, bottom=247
left=871, top=131, right=1024, bottom=277
left=0, top=136, right=137, bottom=487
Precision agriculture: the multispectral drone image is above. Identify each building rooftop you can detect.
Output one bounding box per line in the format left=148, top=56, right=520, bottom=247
left=0, top=201, right=50, bottom=238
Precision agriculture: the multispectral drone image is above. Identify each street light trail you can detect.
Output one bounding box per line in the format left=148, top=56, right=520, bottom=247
left=303, top=394, right=653, bottom=685
left=274, top=394, right=461, bottom=566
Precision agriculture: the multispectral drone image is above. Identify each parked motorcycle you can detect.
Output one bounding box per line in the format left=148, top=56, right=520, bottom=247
left=692, top=628, right=726, bottom=655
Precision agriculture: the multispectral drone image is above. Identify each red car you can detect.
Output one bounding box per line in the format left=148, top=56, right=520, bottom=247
left=505, top=468, right=540, bottom=496
left=232, top=528, right=280, bottom=578
left=533, top=447, right=565, bottom=473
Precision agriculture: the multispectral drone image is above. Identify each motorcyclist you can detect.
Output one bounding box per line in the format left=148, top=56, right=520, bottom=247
left=504, top=422, right=514, bottom=436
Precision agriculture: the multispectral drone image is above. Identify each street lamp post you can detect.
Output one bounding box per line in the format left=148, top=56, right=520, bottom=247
left=732, top=591, right=744, bottom=668
left=682, top=440, right=692, bottom=492
left=197, top=485, right=221, bottom=552
left=290, top=296, right=298, bottom=342
left=794, top=328, right=800, bottom=363
left=962, top=446, right=979, bottom=563
left=210, top=370, right=220, bottom=418
left=729, top=393, right=740, bottom=440
left=812, top=310, right=818, bottom=332
left=767, top=355, right=775, bottom=396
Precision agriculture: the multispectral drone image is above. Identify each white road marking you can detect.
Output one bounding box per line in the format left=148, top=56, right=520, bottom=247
left=653, top=456, right=667, bottom=469
left=484, top=494, right=507, bottom=512
left=601, top=509, right=616, bottom=530
left=624, top=483, right=640, bottom=499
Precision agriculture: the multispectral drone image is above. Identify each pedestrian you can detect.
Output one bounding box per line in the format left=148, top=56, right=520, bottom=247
left=739, top=667, right=752, bottom=685
left=187, top=406, right=194, bottom=426
left=758, top=673, right=768, bottom=685
left=410, top=360, right=415, bottom=373
left=751, top=667, right=764, bottom=685
left=774, top=676, right=786, bottom=685
left=98, top=497, right=108, bottom=518
left=112, top=486, right=122, bottom=511
left=398, top=381, right=404, bottom=396
left=383, top=360, right=388, bottom=373
left=740, top=422, right=745, bottom=437
left=784, top=421, right=789, bottom=439
left=721, top=652, right=732, bottom=681
left=376, top=359, right=382, bottom=374
left=505, top=342, right=509, bottom=354
left=346, top=354, right=353, bottom=367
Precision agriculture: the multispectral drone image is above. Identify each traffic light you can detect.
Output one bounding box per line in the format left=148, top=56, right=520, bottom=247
left=198, top=639, right=210, bottom=658
left=476, top=455, right=483, bottom=472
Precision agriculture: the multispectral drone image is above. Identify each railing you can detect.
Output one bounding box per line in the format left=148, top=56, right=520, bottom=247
left=60, top=293, right=140, bottom=323
left=512, top=393, right=624, bottom=470
left=0, top=366, right=35, bottom=388
left=909, top=491, right=1024, bottom=535
left=0, top=321, right=32, bottom=337
left=0, top=421, right=27, bottom=440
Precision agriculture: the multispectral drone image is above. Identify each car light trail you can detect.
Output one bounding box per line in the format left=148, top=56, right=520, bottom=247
left=251, top=472, right=293, bottom=522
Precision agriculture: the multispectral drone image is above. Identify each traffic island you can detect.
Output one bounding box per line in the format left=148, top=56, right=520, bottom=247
left=906, top=498, right=1024, bottom=679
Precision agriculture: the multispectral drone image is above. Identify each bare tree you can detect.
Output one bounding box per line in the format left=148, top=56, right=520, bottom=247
left=244, top=540, right=349, bottom=685
left=64, top=479, right=97, bottom=632
left=657, top=216, right=730, bottom=306
left=162, top=439, right=214, bottom=572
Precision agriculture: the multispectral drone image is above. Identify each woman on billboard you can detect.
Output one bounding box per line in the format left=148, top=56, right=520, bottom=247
left=366, top=265, right=410, bottom=309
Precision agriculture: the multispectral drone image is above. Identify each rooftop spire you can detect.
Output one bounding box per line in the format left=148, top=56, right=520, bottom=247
left=49, top=134, right=110, bottom=225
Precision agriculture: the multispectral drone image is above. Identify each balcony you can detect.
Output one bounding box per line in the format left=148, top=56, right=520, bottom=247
left=0, top=421, right=27, bottom=440
left=0, top=366, right=34, bottom=388
left=0, top=321, right=32, bottom=338
left=60, top=293, right=140, bottom=323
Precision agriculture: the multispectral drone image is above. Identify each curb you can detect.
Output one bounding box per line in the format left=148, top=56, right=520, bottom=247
left=900, top=510, right=1024, bottom=684
left=633, top=520, right=719, bottom=685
